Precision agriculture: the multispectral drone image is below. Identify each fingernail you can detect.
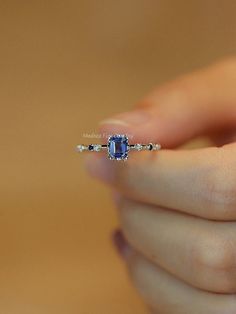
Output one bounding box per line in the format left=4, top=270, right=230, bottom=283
left=99, top=119, right=130, bottom=127
left=100, top=109, right=150, bottom=126
left=112, top=230, right=132, bottom=260
left=84, top=154, right=113, bottom=183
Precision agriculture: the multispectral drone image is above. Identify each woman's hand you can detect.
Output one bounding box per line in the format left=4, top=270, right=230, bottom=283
left=85, top=58, right=236, bottom=313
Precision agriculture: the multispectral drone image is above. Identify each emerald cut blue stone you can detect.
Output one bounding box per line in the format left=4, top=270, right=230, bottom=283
left=108, top=135, right=128, bottom=160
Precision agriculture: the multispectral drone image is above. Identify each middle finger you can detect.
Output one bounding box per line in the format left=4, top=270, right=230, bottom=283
left=85, top=143, right=236, bottom=220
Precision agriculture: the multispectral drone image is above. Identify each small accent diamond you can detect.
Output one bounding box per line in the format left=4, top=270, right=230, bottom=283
left=93, top=144, right=102, bottom=152
left=76, top=145, right=86, bottom=152
left=134, top=144, right=142, bottom=151
left=152, top=144, right=161, bottom=150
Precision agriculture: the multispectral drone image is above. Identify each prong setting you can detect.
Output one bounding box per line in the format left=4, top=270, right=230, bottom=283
left=108, top=134, right=129, bottom=160
left=76, top=135, right=161, bottom=160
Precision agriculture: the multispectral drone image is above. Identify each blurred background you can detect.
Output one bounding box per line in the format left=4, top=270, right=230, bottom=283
left=0, top=1, right=236, bottom=313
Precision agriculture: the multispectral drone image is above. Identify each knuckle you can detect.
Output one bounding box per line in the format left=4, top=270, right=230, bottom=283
left=203, top=147, right=236, bottom=219
left=195, top=233, right=233, bottom=271
left=207, top=180, right=236, bottom=219
left=194, top=231, right=235, bottom=291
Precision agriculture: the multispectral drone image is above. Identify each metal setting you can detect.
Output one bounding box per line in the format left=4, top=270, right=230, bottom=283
left=76, top=134, right=161, bottom=160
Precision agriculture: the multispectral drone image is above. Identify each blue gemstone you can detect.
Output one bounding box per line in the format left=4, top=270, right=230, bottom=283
left=108, top=135, right=128, bottom=160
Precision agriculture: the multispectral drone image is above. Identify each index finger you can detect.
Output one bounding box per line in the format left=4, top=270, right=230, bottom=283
left=99, top=58, right=236, bottom=147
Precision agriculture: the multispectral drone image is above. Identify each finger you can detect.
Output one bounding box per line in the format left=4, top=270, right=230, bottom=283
left=85, top=142, right=236, bottom=220
left=116, top=197, right=236, bottom=293
left=99, top=58, right=236, bottom=147
left=112, top=231, right=236, bottom=314
left=210, top=129, right=236, bottom=146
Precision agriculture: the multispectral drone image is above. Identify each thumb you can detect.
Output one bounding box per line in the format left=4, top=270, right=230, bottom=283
left=99, top=58, right=236, bottom=148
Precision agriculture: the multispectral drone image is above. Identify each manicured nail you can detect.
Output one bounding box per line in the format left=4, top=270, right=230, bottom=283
left=112, top=230, right=132, bottom=260
left=99, top=119, right=130, bottom=127
left=100, top=109, right=150, bottom=127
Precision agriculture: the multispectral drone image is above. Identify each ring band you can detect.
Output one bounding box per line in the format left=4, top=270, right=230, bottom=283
left=76, top=134, right=161, bottom=160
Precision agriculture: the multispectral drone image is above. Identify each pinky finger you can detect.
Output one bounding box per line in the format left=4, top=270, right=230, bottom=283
left=113, top=230, right=236, bottom=314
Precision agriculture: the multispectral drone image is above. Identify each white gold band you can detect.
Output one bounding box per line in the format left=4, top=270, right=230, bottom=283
left=76, top=143, right=161, bottom=152
left=76, top=134, right=161, bottom=160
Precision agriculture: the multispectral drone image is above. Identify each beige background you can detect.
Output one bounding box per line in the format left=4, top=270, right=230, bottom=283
left=0, top=1, right=236, bottom=313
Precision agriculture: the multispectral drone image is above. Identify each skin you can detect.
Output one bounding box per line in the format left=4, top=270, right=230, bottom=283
left=85, top=57, right=236, bottom=313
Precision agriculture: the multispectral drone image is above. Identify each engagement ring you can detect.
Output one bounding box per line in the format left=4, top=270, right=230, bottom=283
left=76, top=134, right=161, bottom=160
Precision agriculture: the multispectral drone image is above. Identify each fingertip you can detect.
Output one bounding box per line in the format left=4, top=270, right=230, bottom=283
left=98, top=109, right=152, bottom=142
left=100, top=109, right=151, bottom=127
left=99, top=121, right=134, bottom=142
left=99, top=118, right=130, bottom=128
left=83, top=154, right=111, bottom=182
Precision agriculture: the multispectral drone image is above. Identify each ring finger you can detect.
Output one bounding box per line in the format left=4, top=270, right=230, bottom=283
left=113, top=231, right=236, bottom=314
left=115, top=197, right=236, bottom=293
